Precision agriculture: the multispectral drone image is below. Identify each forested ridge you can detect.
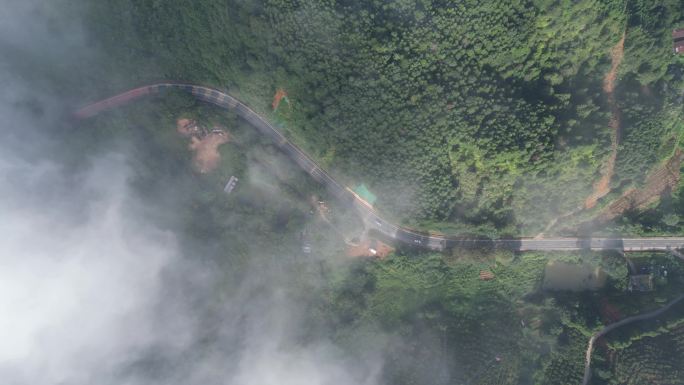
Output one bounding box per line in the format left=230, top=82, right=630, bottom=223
left=85, top=0, right=684, bottom=235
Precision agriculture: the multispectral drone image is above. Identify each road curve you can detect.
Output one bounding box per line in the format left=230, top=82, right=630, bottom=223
left=582, top=293, right=684, bottom=385
left=74, top=83, right=684, bottom=252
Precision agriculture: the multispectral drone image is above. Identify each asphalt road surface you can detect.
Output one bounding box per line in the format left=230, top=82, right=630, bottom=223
left=581, top=292, right=684, bottom=385
left=75, top=83, right=684, bottom=252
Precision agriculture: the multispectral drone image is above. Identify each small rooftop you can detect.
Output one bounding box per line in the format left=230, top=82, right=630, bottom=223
left=674, top=28, right=684, bottom=54
left=674, top=28, right=684, bottom=39
left=675, top=42, right=684, bottom=55
left=628, top=274, right=654, bottom=292
left=224, top=176, right=239, bottom=194
left=353, top=183, right=377, bottom=206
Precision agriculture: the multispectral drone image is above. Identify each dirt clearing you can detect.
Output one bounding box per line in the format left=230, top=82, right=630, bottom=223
left=189, top=132, right=230, bottom=173
left=346, top=238, right=394, bottom=258
left=272, top=88, right=289, bottom=112
left=177, top=118, right=230, bottom=174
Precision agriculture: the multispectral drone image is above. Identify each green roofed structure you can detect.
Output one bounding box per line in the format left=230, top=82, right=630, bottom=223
left=353, top=183, right=377, bottom=206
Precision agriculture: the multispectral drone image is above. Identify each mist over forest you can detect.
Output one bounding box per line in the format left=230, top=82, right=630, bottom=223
left=0, top=2, right=384, bottom=384
left=74, top=0, right=684, bottom=236
left=2, top=1, right=684, bottom=385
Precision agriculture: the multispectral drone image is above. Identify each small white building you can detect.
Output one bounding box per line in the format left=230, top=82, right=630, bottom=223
left=224, top=176, right=239, bottom=194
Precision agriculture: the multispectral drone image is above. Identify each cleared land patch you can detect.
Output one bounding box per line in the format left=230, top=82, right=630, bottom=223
left=177, top=118, right=230, bottom=173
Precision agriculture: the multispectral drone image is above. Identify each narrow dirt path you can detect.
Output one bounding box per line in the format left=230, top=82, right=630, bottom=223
left=582, top=293, right=684, bottom=385
left=584, top=33, right=625, bottom=209
left=536, top=33, right=626, bottom=237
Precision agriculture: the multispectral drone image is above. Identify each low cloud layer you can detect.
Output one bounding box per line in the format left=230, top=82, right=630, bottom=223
left=0, top=139, right=384, bottom=384
left=0, top=2, right=385, bottom=384
left=0, top=152, right=178, bottom=384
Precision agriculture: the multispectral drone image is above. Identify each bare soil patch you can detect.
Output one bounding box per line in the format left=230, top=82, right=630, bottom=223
left=346, top=238, right=394, bottom=258
left=272, top=88, right=288, bottom=111
left=602, top=33, right=625, bottom=95
left=189, top=132, right=230, bottom=173
left=176, top=118, right=196, bottom=136
left=177, top=118, right=230, bottom=174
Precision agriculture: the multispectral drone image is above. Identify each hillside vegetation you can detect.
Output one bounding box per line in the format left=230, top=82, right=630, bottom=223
left=84, top=0, right=684, bottom=235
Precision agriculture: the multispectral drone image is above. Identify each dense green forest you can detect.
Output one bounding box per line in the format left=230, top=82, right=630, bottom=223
left=81, top=0, right=684, bottom=236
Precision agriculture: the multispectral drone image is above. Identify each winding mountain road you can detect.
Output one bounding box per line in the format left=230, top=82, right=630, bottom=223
left=75, top=83, right=684, bottom=252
